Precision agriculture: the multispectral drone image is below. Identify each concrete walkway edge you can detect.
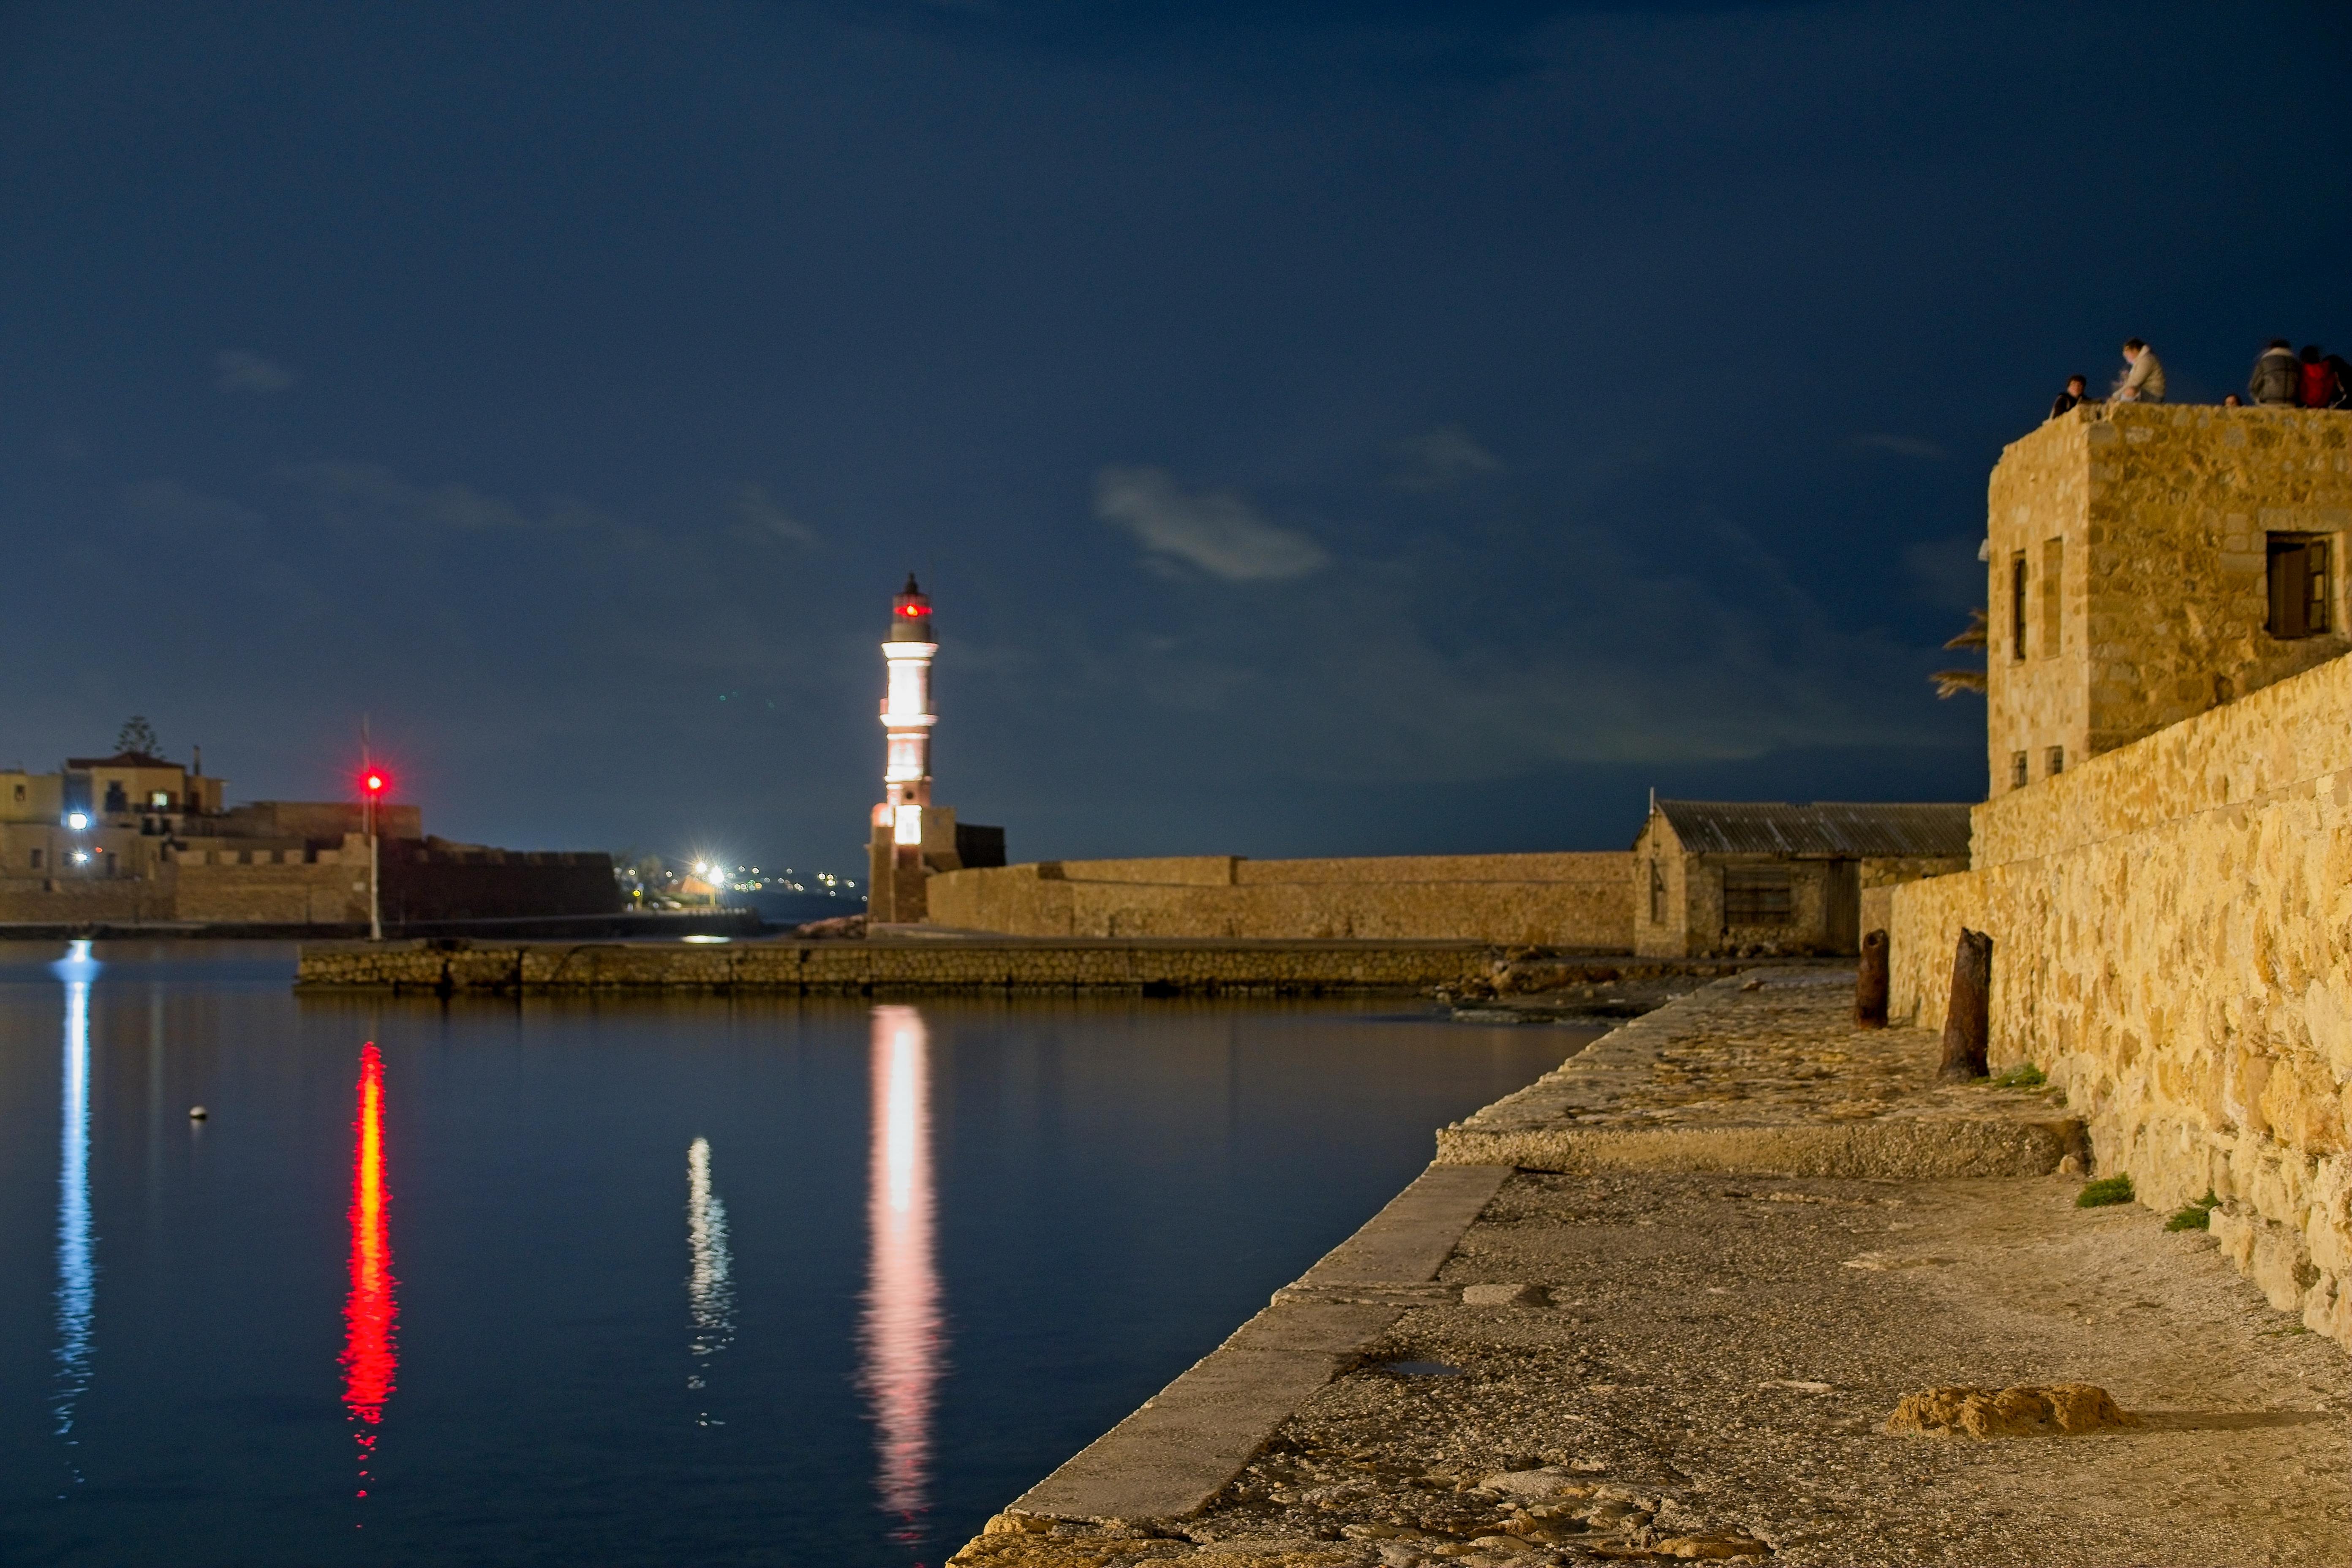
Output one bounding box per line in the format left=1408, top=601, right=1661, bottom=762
left=1009, top=1163, right=1513, bottom=1523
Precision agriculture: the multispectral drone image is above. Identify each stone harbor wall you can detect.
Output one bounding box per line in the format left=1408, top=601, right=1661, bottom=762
left=926, top=852, right=1634, bottom=947
left=1890, top=651, right=2352, bottom=1348
left=295, top=936, right=1747, bottom=996
left=0, top=838, right=615, bottom=927
left=296, top=937, right=1538, bottom=994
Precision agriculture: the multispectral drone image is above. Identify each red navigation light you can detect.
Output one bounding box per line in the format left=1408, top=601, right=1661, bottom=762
left=896, top=602, right=928, bottom=617
left=364, top=772, right=387, bottom=795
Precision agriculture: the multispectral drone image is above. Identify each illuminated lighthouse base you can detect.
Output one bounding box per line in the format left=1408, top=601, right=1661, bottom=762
left=866, top=801, right=963, bottom=925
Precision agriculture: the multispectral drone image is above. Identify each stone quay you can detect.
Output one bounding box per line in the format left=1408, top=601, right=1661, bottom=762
left=292, top=935, right=1732, bottom=997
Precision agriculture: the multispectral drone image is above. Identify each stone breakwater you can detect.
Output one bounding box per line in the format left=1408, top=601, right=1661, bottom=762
left=950, top=974, right=2347, bottom=1567
left=293, top=937, right=1729, bottom=996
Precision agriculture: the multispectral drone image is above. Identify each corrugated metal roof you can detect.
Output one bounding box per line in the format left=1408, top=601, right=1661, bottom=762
left=1647, top=799, right=1973, bottom=858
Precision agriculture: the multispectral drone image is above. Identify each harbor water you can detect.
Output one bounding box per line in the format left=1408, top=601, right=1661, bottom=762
left=0, top=941, right=1597, bottom=1566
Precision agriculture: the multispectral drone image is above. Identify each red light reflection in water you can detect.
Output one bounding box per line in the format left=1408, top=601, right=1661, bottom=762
left=341, top=1042, right=397, bottom=1503
left=859, top=1005, right=944, bottom=1549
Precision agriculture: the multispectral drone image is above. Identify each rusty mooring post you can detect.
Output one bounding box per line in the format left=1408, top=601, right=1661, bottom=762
left=1855, top=929, right=1889, bottom=1028
left=1938, top=927, right=1992, bottom=1080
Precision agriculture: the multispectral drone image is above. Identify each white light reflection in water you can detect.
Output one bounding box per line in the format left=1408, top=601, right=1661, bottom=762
left=859, top=1004, right=945, bottom=1545
left=685, top=1136, right=735, bottom=1423
left=52, top=939, right=101, bottom=1464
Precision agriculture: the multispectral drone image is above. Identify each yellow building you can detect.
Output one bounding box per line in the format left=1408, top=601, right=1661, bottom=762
left=1984, top=401, right=2347, bottom=792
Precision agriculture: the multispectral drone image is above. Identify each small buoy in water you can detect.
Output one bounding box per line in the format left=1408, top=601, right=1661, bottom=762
left=188, top=1106, right=208, bottom=1120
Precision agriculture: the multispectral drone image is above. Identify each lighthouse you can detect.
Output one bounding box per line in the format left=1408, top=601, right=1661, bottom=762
left=864, top=575, right=1007, bottom=923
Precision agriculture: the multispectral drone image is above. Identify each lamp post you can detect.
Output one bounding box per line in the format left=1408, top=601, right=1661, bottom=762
left=363, top=767, right=386, bottom=942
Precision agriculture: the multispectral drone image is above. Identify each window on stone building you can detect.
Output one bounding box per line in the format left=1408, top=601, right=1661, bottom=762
left=2040, top=539, right=2063, bottom=655
left=2010, top=552, right=2028, bottom=660
left=103, top=782, right=128, bottom=813
left=2047, top=746, right=2064, bottom=777
left=11, top=784, right=22, bottom=803
left=2268, top=534, right=2333, bottom=638
left=2011, top=751, right=2028, bottom=790
left=30, top=849, right=42, bottom=868
left=1722, top=867, right=1793, bottom=927
left=1647, top=859, right=1665, bottom=924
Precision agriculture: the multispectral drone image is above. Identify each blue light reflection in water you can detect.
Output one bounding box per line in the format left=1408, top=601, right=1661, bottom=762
left=51, top=940, right=98, bottom=1471
left=0, top=942, right=1599, bottom=1567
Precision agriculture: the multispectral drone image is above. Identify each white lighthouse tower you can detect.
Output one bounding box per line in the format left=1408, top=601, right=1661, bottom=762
left=868, top=574, right=952, bottom=923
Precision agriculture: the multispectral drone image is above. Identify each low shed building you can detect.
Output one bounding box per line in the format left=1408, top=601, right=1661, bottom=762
left=1633, top=798, right=1971, bottom=958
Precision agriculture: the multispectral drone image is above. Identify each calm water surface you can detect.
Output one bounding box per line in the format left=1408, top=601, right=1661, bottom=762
left=0, top=942, right=1597, bottom=1567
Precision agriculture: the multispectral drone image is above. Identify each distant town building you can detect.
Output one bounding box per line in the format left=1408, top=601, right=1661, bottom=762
left=863, top=576, right=1004, bottom=923
left=1631, top=799, right=1971, bottom=958
left=0, top=744, right=612, bottom=926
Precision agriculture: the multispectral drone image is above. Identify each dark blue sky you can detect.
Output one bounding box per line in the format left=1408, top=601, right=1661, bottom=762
left=3, top=2, right=2345, bottom=871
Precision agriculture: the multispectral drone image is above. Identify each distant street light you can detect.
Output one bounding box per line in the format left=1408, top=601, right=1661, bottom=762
left=66, top=812, right=88, bottom=831
left=360, top=743, right=388, bottom=943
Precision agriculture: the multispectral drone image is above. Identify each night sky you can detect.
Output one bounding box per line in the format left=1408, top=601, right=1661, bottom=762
left=4, top=3, right=2345, bottom=874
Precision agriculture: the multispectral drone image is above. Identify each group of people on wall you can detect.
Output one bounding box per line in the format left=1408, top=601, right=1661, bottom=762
left=2045, top=338, right=2348, bottom=420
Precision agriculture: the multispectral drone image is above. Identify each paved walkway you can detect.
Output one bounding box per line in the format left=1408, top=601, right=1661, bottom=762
left=951, top=974, right=2350, bottom=1567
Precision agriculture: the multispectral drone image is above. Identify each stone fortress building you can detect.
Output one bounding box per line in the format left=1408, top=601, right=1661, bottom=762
left=1985, top=397, right=2346, bottom=791
left=0, top=744, right=614, bottom=927
left=1890, top=399, right=2350, bottom=1350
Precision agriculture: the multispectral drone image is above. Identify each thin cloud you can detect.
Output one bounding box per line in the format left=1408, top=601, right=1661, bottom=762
left=123, top=479, right=265, bottom=529
left=215, top=350, right=297, bottom=394
left=735, top=484, right=820, bottom=549
left=1094, top=465, right=1328, bottom=582
left=279, top=461, right=540, bottom=530
left=1849, top=433, right=1946, bottom=460
left=1389, top=425, right=1503, bottom=491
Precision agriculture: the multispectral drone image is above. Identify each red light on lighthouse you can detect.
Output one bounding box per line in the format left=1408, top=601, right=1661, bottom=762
left=364, top=772, right=385, bottom=794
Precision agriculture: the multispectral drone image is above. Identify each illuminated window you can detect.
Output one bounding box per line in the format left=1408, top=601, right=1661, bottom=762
left=1722, top=868, right=1792, bottom=927
left=2268, top=535, right=2333, bottom=638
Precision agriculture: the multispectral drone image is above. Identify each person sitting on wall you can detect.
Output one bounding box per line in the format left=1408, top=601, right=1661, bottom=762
left=2047, top=373, right=2089, bottom=419
left=2250, top=338, right=2300, bottom=404
left=2112, top=338, right=2165, bottom=403
left=2299, top=345, right=2343, bottom=409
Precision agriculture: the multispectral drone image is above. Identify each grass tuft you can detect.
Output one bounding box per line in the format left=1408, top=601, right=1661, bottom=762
left=2076, top=1173, right=2135, bottom=1209
left=2164, top=1190, right=2222, bottom=1231
left=1987, top=1063, right=2047, bottom=1089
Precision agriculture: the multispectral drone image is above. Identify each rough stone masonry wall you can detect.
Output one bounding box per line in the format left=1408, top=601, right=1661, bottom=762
left=1987, top=404, right=2349, bottom=789
left=926, top=852, right=1634, bottom=946
left=1890, top=651, right=2352, bottom=1349
left=295, top=938, right=1524, bottom=994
